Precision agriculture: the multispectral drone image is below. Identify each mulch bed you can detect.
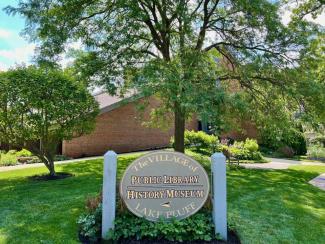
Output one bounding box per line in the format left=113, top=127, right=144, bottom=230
left=29, top=172, right=73, bottom=181
left=80, top=230, right=240, bottom=244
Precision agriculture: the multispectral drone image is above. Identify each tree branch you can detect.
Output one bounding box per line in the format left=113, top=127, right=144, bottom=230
left=195, top=0, right=220, bottom=50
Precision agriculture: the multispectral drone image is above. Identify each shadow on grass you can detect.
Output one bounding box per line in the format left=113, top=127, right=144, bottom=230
left=227, top=168, right=325, bottom=243
left=0, top=156, right=136, bottom=244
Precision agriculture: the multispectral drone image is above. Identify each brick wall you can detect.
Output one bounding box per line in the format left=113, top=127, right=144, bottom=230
left=62, top=97, right=198, bottom=158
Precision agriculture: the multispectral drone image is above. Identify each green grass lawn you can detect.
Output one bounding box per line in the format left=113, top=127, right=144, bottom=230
left=0, top=151, right=324, bottom=244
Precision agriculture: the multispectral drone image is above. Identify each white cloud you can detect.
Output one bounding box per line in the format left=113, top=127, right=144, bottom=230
left=0, top=40, right=83, bottom=70
left=0, top=27, right=35, bottom=70
left=282, top=11, right=325, bottom=26
left=0, top=44, right=35, bottom=69
left=59, top=55, right=75, bottom=68
left=58, top=40, right=84, bottom=68
left=0, top=61, right=9, bottom=71
left=0, top=25, right=83, bottom=69
left=0, top=44, right=35, bottom=60
left=67, top=40, right=83, bottom=50
left=0, top=28, right=13, bottom=39
left=281, top=2, right=325, bottom=26
left=305, top=14, right=325, bottom=26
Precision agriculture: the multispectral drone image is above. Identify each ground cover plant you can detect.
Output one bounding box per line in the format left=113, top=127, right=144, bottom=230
left=0, top=151, right=324, bottom=243
left=77, top=188, right=219, bottom=242
left=78, top=201, right=218, bottom=243
left=108, top=211, right=216, bottom=242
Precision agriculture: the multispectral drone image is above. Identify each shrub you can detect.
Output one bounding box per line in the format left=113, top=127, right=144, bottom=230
left=244, top=138, right=259, bottom=152
left=85, top=193, right=102, bottom=213
left=54, top=155, right=71, bottom=161
left=309, top=136, right=325, bottom=147
left=289, top=130, right=307, bottom=155
left=228, top=138, right=263, bottom=160
left=7, top=150, right=17, bottom=155
left=0, top=153, right=17, bottom=166
left=16, top=149, right=33, bottom=157
left=278, top=146, right=295, bottom=158
left=170, top=130, right=221, bottom=153
left=307, top=145, right=325, bottom=159
left=260, top=127, right=307, bottom=156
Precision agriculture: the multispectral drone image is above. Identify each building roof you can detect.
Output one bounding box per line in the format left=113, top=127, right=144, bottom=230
left=95, top=92, right=125, bottom=110
left=94, top=91, right=141, bottom=114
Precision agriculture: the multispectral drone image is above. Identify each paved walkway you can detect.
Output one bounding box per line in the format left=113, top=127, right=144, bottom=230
left=0, top=150, right=160, bottom=173
left=1, top=153, right=324, bottom=173
left=240, top=157, right=324, bottom=170
left=0, top=156, right=103, bottom=172
left=309, top=173, right=325, bottom=191
left=239, top=158, right=325, bottom=190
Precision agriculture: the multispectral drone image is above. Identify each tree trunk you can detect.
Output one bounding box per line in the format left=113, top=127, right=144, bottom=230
left=1, top=141, right=9, bottom=151
left=41, top=155, right=56, bottom=177
left=26, top=143, right=56, bottom=176
left=42, top=158, right=56, bottom=177
left=174, top=102, right=185, bottom=153
left=47, top=160, right=56, bottom=177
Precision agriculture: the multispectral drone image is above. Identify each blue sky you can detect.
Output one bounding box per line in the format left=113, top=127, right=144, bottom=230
left=0, top=0, right=36, bottom=71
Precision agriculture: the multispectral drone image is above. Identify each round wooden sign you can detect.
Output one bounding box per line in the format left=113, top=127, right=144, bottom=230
left=120, top=151, right=210, bottom=221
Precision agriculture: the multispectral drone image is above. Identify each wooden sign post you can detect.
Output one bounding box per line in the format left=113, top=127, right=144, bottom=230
left=102, top=151, right=117, bottom=239
left=211, top=152, right=227, bottom=240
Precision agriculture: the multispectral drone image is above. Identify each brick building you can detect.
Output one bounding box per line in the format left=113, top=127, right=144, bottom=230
left=62, top=93, right=198, bottom=158
left=62, top=89, right=258, bottom=158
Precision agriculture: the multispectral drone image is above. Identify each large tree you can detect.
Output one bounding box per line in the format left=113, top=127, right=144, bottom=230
left=0, top=66, right=99, bottom=176
left=7, top=0, right=317, bottom=152
left=286, top=0, right=325, bottom=21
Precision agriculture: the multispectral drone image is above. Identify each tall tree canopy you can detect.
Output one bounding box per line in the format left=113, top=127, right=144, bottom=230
left=7, top=0, right=320, bottom=152
left=286, top=0, right=325, bottom=21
